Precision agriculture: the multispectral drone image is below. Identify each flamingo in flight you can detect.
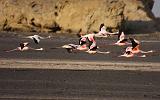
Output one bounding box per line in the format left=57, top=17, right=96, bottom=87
left=129, top=38, right=153, bottom=54
left=54, top=31, right=110, bottom=54
left=54, top=29, right=109, bottom=54
left=86, top=41, right=110, bottom=54
left=119, top=38, right=153, bottom=57
left=51, top=42, right=88, bottom=53
left=25, top=35, right=51, bottom=44
left=61, top=44, right=80, bottom=53
left=51, top=30, right=88, bottom=53
left=119, top=49, right=146, bottom=58
left=51, top=29, right=90, bottom=53
left=76, top=29, right=89, bottom=51
left=5, top=42, right=43, bottom=52
left=114, top=31, right=129, bottom=46
left=95, top=23, right=118, bottom=38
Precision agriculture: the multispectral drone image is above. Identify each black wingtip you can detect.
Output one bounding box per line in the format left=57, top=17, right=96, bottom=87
left=129, top=37, right=139, bottom=48
left=129, top=37, right=134, bottom=42
left=19, top=43, right=25, bottom=49
left=99, top=23, right=104, bottom=31
left=33, top=37, right=39, bottom=44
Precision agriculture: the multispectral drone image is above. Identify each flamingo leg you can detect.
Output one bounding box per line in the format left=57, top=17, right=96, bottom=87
left=96, top=50, right=110, bottom=54
left=29, top=47, right=44, bottom=51
left=5, top=48, right=18, bottom=52
left=140, top=50, right=153, bottom=54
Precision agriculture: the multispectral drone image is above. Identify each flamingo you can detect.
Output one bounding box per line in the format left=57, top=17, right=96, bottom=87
left=86, top=41, right=110, bottom=54
left=61, top=44, right=79, bottom=53
left=95, top=23, right=118, bottom=38
left=114, top=31, right=129, bottom=46
left=24, top=35, right=51, bottom=44
left=119, top=50, right=146, bottom=58
left=80, top=31, right=110, bottom=54
left=5, top=42, right=43, bottom=52
left=119, top=38, right=153, bottom=57
left=86, top=41, right=98, bottom=54
left=129, top=38, right=153, bottom=54
left=51, top=43, right=88, bottom=53
left=51, top=29, right=89, bottom=53
left=78, top=34, right=88, bottom=51
left=78, top=37, right=88, bottom=51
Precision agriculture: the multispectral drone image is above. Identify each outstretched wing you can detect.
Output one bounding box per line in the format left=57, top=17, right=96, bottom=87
left=5, top=48, right=18, bottom=52
left=99, top=23, right=105, bottom=31
left=89, top=42, right=98, bottom=51
left=33, top=37, right=39, bottom=44
left=68, top=44, right=79, bottom=49
left=120, top=38, right=128, bottom=43
left=19, top=43, right=25, bottom=49
left=79, top=37, right=87, bottom=45
left=129, top=38, right=140, bottom=49
left=118, top=32, right=125, bottom=41
left=62, top=44, right=79, bottom=53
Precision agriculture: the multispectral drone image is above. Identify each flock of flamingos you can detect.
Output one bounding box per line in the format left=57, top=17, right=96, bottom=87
left=5, top=23, right=155, bottom=58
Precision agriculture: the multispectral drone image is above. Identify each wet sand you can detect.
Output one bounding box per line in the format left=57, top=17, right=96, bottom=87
left=0, top=68, right=160, bottom=100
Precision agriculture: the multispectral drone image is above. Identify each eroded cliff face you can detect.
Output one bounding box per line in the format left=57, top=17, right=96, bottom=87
left=0, top=0, right=156, bottom=34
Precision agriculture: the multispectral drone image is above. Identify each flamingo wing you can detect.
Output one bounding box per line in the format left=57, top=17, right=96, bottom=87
left=33, top=37, right=39, bottom=44
left=129, top=38, right=139, bottom=49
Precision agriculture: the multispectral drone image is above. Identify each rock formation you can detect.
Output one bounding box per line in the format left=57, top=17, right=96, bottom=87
left=0, top=0, right=157, bottom=34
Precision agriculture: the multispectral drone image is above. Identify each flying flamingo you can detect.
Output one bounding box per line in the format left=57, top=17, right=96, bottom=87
left=119, top=38, right=153, bottom=57
left=129, top=38, right=153, bottom=54
left=86, top=41, right=110, bottom=54
left=95, top=23, right=118, bottom=38
left=5, top=42, right=43, bottom=52
left=114, top=31, right=129, bottom=46
left=24, top=35, right=51, bottom=44
left=119, top=50, right=146, bottom=58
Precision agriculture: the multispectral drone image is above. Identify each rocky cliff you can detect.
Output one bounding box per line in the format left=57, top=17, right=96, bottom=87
left=0, top=0, right=157, bottom=34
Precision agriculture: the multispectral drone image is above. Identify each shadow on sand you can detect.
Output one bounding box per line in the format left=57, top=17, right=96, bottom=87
left=122, top=19, right=159, bottom=34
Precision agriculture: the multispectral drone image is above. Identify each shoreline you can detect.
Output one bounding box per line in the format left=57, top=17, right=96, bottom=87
left=0, top=59, right=160, bottom=71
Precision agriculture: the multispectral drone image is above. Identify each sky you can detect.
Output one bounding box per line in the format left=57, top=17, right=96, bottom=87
left=152, top=0, right=160, bottom=17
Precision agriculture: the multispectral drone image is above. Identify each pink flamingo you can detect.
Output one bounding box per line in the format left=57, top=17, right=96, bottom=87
left=95, top=23, right=118, bottom=38
left=5, top=42, right=43, bottom=52
left=129, top=38, right=153, bottom=54
left=119, top=38, right=153, bottom=57
left=115, top=31, right=129, bottom=46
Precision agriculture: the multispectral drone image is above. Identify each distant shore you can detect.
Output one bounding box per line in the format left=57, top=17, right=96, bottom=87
left=0, top=31, right=160, bottom=40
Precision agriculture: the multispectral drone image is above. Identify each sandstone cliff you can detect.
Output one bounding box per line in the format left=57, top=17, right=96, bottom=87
left=0, top=0, right=157, bottom=34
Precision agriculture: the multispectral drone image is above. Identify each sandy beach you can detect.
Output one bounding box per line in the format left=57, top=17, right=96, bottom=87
left=1, top=59, right=160, bottom=72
